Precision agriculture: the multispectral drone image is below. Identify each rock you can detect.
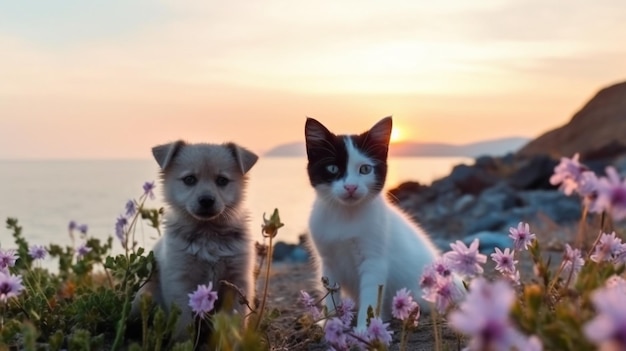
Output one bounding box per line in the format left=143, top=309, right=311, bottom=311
left=453, top=194, right=475, bottom=213
left=516, top=191, right=582, bottom=223
left=288, top=246, right=310, bottom=263
left=508, top=155, right=559, bottom=190
left=474, top=155, right=499, bottom=170
left=518, top=81, right=626, bottom=160
left=466, top=212, right=509, bottom=233
left=272, top=241, right=297, bottom=262
left=448, top=164, right=499, bottom=195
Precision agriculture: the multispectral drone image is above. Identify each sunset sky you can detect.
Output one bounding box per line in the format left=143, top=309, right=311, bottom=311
left=1, top=0, right=625, bottom=159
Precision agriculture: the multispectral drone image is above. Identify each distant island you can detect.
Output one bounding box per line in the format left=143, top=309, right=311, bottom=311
left=264, top=136, right=530, bottom=158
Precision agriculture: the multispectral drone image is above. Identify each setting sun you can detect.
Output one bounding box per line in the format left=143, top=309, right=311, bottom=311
left=390, top=127, right=405, bottom=144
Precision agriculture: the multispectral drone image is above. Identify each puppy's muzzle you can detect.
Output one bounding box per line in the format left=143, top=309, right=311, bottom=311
left=198, top=195, right=215, bottom=210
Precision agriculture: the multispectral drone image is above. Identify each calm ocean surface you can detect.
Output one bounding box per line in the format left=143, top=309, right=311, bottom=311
left=0, top=157, right=470, bottom=256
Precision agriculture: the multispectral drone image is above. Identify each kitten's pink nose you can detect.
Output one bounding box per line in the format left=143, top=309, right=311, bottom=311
left=344, top=184, right=358, bottom=194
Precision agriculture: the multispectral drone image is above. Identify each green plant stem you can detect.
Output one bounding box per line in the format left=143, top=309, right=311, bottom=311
left=432, top=307, right=441, bottom=351
left=399, top=322, right=408, bottom=351
left=546, top=261, right=565, bottom=293
left=575, top=204, right=589, bottom=249
left=111, top=283, right=132, bottom=350
left=193, top=319, right=202, bottom=351
left=254, top=235, right=274, bottom=331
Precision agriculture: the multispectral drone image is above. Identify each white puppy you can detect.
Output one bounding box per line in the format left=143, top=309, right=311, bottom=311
left=131, top=140, right=258, bottom=342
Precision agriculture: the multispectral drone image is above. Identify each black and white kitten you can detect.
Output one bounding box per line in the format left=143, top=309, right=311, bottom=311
left=304, top=116, right=446, bottom=328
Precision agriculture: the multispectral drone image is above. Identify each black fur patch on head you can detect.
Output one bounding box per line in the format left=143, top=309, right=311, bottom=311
left=304, top=118, right=349, bottom=187
left=304, top=117, right=392, bottom=192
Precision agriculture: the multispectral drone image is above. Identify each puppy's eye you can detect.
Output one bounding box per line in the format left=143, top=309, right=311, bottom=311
left=326, top=164, right=339, bottom=175
left=182, top=175, right=197, bottom=186
left=359, top=164, right=373, bottom=175
left=216, top=176, right=229, bottom=187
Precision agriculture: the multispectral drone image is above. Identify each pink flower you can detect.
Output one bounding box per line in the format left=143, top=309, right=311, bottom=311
left=583, top=284, right=626, bottom=350
left=444, top=239, right=487, bottom=278
left=590, top=231, right=624, bottom=263
left=0, top=271, right=25, bottom=303
left=324, top=317, right=347, bottom=349
left=336, top=297, right=355, bottom=326
left=0, top=249, right=18, bottom=270
left=432, top=256, right=453, bottom=278
left=366, top=317, right=393, bottom=346
left=28, top=245, right=47, bottom=260
left=449, top=277, right=527, bottom=350
left=423, top=275, right=464, bottom=313
left=143, top=181, right=156, bottom=200
left=188, top=283, right=218, bottom=319
left=76, top=242, right=92, bottom=258
left=298, top=290, right=321, bottom=320
left=419, top=264, right=438, bottom=290
left=490, top=247, right=518, bottom=275
left=550, top=153, right=589, bottom=196
left=508, top=222, right=536, bottom=251
left=392, top=288, right=418, bottom=321
left=562, top=244, right=584, bottom=282
left=593, top=166, right=626, bottom=221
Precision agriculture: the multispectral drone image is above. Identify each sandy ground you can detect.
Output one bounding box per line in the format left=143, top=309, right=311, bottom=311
left=263, top=262, right=463, bottom=351
left=262, top=245, right=566, bottom=351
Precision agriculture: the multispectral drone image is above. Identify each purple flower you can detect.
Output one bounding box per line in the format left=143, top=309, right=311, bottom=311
left=449, top=277, right=527, bottom=350
left=28, top=245, right=47, bottom=260
left=605, top=275, right=626, bottom=295
left=550, top=153, right=589, bottom=196
left=68, top=220, right=77, bottom=231
left=419, top=264, right=438, bottom=290
left=583, top=284, right=626, bottom=350
left=392, top=288, right=419, bottom=321
left=444, top=238, right=487, bottom=277
left=346, top=327, right=368, bottom=350
left=115, top=216, right=128, bottom=246
left=0, top=249, right=18, bottom=270
left=324, top=317, right=348, bottom=349
left=593, top=166, right=626, bottom=221
left=423, top=275, right=464, bottom=313
left=76, top=242, right=92, bottom=258
left=562, top=244, right=584, bottom=282
left=188, top=283, right=218, bottom=319
left=432, top=256, right=453, bottom=278
left=77, top=224, right=88, bottom=235
left=508, top=222, right=536, bottom=251
left=336, top=297, right=355, bottom=326
left=125, top=200, right=136, bottom=217
left=590, top=231, right=624, bottom=263
left=366, top=317, right=393, bottom=346
left=490, top=247, right=518, bottom=275
left=0, top=271, right=25, bottom=303
left=143, top=181, right=156, bottom=200
left=298, top=290, right=321, bottom=319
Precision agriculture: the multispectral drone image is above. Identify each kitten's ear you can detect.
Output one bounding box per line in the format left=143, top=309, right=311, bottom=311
left=367, top=116, right=393, bottom=146
left=152, top=140, right=186, bottom=170
left=305, top=117, right=334, bottom=145
left=226, top=142, right=259, bottom=174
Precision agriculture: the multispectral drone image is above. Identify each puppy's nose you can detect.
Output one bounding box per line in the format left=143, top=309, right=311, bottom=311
left=198, top=196, right=215, bottom=209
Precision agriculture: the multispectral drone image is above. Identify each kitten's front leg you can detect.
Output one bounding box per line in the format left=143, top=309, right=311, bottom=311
left=356, top=258, right=388, bottom=329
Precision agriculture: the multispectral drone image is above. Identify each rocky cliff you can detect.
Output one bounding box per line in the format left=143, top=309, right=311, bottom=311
left=518, top=81, right=626, bottom=162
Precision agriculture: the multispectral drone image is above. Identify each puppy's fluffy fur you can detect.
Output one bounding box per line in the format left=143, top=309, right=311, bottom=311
left=131, top=140, right=258, bottom=341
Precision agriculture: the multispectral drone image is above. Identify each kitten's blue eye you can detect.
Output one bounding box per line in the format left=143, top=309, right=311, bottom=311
left=359, top=164, right=373, bottom=175
left=326, top=164, right=339, bottom=174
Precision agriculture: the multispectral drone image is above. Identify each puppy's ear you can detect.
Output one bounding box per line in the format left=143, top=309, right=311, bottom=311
left=152, top=140, right=186, bottom=170
left=226, top=143, right=258, bottom=174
